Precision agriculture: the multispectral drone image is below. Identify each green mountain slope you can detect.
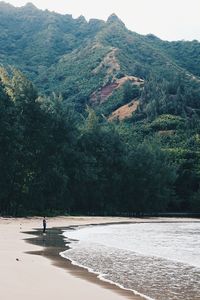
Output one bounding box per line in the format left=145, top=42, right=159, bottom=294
left=145, top=34, right=200, bottom=77
left=0, top=1, right=200, bottom=118
left=0, top=2, right=104, bottom=79
left=1, top=2, right=200, bottom=215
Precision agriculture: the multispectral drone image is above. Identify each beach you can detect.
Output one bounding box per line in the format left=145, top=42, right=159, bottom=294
left=0, top=216, right=145, bottom=300
left=1, top=216, right=199, bottom=300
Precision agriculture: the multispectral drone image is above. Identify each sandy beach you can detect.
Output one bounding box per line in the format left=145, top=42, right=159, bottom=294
left=1, top=216, right=199, bottom=300
left=0, top=216, right=146, bottom=300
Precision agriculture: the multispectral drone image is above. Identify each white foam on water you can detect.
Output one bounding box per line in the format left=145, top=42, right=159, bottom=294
left=60, top=222, right=200, bottom=300
left=60, top=250, right=154, bottom=300
left=62, top=222, right=200, bottom=268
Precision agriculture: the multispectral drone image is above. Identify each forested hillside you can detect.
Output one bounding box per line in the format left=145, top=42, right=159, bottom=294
left=0, top=2, right=200, bottom=216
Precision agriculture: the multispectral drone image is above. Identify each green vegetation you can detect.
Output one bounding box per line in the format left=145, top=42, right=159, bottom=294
left=0, top=3, right=200, bottom=216
left=1, top=68, right=200, bottom=216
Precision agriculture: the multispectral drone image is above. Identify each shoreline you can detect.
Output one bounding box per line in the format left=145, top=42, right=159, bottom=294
left=25, top=226, right=144, bottom=300
left=0, top=216, right=145, bottom=300
left=1, top=216, right=199, bottom=300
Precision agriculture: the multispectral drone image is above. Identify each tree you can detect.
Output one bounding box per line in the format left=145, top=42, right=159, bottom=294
left=120, top=141, right=176, bottom=213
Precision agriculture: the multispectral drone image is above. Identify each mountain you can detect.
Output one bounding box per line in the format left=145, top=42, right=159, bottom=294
left=1, top=1, right=200, bottom=119
left=1, top=2, right=200, bottom=215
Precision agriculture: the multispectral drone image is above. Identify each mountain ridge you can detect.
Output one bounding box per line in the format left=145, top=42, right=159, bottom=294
left=0, top=1, right=200, bottom=119
left=1, top=2, right=200, bottom=215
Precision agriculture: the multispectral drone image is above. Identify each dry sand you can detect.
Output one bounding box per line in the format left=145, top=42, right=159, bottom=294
left=0, top=216, right=199, bottom=300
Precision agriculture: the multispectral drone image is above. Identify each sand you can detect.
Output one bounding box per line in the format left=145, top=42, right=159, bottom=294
left=1, top=216, right=199, bottom=300
left=0, top=216, right=145, bottom=300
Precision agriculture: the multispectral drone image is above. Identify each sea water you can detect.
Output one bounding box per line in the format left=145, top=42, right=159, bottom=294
left=61, top=222, right=200, bottom=300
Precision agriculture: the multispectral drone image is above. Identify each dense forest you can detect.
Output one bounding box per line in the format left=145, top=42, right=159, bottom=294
left=0, top=2, right=200, bottom=216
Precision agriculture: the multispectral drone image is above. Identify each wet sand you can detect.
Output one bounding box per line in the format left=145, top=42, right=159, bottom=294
left=25, top=227, right=142, bottom=299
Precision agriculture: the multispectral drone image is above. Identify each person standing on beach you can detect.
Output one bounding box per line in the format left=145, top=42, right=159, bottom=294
left=43, top=216, right=46, bottom=233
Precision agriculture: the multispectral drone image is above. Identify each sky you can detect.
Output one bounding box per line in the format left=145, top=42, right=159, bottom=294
left=4, top=0, right=200, bottom=41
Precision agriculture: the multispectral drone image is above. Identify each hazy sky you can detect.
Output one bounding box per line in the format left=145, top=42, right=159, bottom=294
left=4, top=0, right=200, bottom=41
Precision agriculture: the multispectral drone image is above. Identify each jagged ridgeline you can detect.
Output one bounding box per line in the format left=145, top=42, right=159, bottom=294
left=1, top=1, right=200, bottom=120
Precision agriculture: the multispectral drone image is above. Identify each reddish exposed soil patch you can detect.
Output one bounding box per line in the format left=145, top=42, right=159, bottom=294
left=91, top=82, right=119, bottom=104
left=91, top=76, right=144, bottom=105
left=108, top=100, right=139, bottom=121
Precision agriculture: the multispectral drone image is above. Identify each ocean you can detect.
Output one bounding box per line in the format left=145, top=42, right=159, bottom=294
left=61, top=222, right=200, bottom=300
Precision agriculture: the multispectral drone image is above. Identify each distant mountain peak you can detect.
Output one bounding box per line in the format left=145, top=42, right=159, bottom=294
left=107, top=13, right=125, bottom=26
left=23, top=2, right=37, bottom=9
left=0, top=1, right=14, bottom=9
left=0, top=1, right=38, bottom=11
left=76, top=15, right=87, bottom=23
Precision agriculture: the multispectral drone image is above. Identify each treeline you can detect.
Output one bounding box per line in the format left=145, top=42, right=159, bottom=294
left=0, top=68, right=199, bottom=216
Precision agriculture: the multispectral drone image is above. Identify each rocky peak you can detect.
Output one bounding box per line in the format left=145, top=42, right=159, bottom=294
left=76, top=15, right=87, bottom=24
left=107, top=13, right=125, bottom=26
left=22, top=2, right=38, bottom=11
